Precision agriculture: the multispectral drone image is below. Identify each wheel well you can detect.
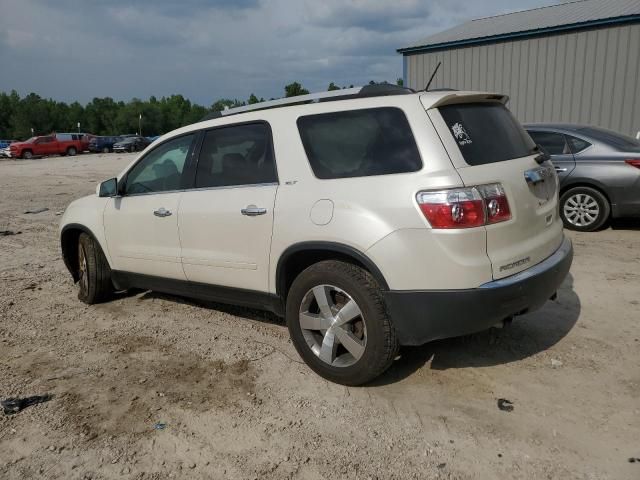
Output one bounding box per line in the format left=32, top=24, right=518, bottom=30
left=60, top=225, right=105, bottom=282
left=560, top=182, right=611, bottom=206
left=61, top=228, right=83, bottom=282
left=276, top=245, right=388, bottom=301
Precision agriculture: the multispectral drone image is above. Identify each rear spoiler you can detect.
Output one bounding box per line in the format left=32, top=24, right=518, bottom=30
left=423, top=92, right=509, bottom=109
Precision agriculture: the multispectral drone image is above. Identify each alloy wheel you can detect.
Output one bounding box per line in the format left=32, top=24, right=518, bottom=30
left=78, top=244, right=89, bottom=293
left=563, top=193, right=600, bottom=227
left=299, top=285, right=367, bottom=367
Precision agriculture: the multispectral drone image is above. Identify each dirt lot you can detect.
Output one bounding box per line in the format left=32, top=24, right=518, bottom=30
left=0, top=153, right=639, bottom=480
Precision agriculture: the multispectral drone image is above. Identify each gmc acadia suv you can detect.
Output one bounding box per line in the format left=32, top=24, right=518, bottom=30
left=60, top=85, right=573, bottom=385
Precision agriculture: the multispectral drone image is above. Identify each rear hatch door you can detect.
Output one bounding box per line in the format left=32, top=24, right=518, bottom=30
left=424, top=93, right=564, bottom=280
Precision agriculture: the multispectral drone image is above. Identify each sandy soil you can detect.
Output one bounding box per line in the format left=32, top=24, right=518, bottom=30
left=0, top=153, right=639, bottom=480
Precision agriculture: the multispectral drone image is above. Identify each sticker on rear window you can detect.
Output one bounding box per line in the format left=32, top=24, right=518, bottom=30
left=451, top=122, right=472, bottom=146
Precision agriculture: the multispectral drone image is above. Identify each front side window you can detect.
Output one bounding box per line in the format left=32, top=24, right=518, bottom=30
left=528, top=131, right=570, bottom=156
left=195, top=123, right=277, bottom=188
left=124, top=134, right=194, bottom=195
left=297, top=107, right=422, bottom=179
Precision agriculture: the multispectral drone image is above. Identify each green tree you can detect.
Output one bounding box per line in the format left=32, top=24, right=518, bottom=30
left=0, top=90, right=20, bottom=138
left=327, top=82, right=340, bottom=91
left=396, top=78, right=404, bottom=87
left=10, top=93, right=54, bottom=139
left=211, top=98, right=245, bottom=112
left=248, top=93, right=260, bottom=104
left=284, top=82, right=309, bottom=98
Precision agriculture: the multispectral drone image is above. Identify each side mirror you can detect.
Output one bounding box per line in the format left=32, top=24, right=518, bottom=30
left=99, top=178, right=118, bottom=197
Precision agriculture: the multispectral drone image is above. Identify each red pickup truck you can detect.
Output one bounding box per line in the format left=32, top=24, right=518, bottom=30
left=9, top=133, right=92, bottom=159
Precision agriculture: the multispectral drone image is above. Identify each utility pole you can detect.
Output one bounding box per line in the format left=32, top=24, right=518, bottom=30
left=139, top=114, right=142, bottom=136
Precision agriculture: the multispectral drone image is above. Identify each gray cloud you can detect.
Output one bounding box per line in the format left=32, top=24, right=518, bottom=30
left=304, top=1, right=433, bottom=32
left=0, top=0, right=560, bottom=105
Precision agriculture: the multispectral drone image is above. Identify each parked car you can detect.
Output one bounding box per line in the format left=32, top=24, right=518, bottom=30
left=60, top=85, right=572, bottom=385
left=89, top=136, right=123, bottom=153
left=56, top=133, right=93, bottom=152
left=525, top=124, right=640, bottom=231
left=112, top=136, right=150, bottom=153
left=9, top=133, right=87, bottom=159
left=0, top=140, right=16, bottom=158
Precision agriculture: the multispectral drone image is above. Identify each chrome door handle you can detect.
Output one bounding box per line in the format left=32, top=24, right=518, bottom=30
left=241, top=205, right=267, bottom=216
left=554, top=167, right=568, bottom=172
left=153, top=207, right=172, bottom=217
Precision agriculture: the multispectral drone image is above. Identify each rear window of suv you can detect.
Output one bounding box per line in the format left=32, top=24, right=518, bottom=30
left=297, top=107, right=422, bottom=179
left=439, top=102, right=536, bottom=166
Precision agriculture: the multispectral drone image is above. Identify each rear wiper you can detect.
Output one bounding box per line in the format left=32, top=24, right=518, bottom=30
left=532, top=145, right=550, bottom=164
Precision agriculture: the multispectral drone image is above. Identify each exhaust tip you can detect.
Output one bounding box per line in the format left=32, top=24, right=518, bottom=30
left=493, top=316, right=513, bottom=329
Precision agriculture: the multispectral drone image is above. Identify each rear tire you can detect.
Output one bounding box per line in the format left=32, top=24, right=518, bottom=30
left=102, top=146, right=110, bottom=153
left=560, top=186, right=610, bottom=232
left=67, top=146, right=77, bottom=156
left=286, top=260, right=398, bottom=386
left=77, top=233, right=113, bottom=304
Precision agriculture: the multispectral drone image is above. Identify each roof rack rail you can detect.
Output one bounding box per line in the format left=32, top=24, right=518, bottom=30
left=199, top=84, right=415, bottom=121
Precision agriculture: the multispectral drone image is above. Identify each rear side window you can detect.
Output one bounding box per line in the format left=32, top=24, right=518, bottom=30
left=566, top=135, right=591, bottom=154
left=297, top=107, right=422, bottom=179
left=528, top=131, right=570, bottom=155
left=195, top=122, right=277, bottom=188
left=440, top=103, right=535, bottom=165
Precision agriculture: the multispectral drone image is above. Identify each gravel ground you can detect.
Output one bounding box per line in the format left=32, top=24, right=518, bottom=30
left=0, top=153, right=639, bottom=480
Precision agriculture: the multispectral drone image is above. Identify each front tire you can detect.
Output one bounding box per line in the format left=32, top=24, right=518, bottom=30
left=22, top=150, right=33, bottom=160
left=67, top=146, right=77, bottom=156
left=77, top=233, right=113, bottom=304
left=560, top=186, right=610, bottom=232
left=286, top=260, right=398, bottom=386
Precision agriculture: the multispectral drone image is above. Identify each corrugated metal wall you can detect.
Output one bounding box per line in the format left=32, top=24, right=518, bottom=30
left=404, top=23, right=640, bottom=137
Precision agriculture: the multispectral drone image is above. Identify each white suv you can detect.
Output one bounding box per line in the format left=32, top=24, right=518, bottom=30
left=60, top=85, right=573, bottom=385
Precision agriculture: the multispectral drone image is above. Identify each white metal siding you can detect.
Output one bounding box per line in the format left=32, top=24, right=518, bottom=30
left=405, top=24, right=640, bottom=137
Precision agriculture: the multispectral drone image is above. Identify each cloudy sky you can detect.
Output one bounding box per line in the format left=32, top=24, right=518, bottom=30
left=0, top=0, right=560, bottom=106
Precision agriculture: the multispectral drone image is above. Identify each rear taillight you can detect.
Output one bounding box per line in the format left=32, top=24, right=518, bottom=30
left=416, top=183, right=511, bottom=229
left=625, top=159, right=640, bottom=169
left=476, top=183, right=511, bottom=224
left=417, top=188, right=485, bottom=228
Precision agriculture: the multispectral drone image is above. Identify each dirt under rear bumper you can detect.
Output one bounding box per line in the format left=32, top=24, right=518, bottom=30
left=383, top=236, right=573, bottom=346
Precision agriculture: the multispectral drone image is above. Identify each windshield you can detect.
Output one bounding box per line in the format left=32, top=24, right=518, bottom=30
left=22, top=137, right=37, bottom=143
left=577, top=126, right=640, bottom=152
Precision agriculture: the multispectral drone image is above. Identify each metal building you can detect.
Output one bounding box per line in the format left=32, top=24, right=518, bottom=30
left=398, top=0, right=640, bottom=137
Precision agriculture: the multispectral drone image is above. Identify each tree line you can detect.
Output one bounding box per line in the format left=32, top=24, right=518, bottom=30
left=0, top=79, right=403, bottom=140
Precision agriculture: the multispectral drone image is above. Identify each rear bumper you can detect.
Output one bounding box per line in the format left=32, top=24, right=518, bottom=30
left=383, top=236, right=573, bottom=346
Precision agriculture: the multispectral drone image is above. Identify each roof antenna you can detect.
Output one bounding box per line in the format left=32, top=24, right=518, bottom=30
left=425, top=61, right=441, bottom=91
